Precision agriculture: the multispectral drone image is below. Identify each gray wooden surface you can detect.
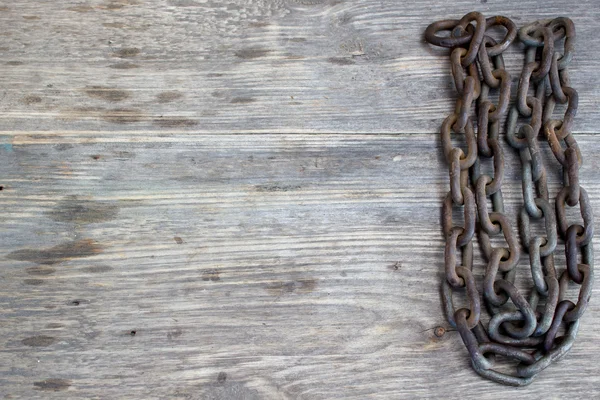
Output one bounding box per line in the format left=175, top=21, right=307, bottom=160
left=1, top=1, right=599, bottom=399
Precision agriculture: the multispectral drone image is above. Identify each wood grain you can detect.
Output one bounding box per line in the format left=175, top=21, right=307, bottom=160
left=0, top=0, right=599, bottom=133
left=2, top=0, right=600, bottom=398
left=1, top=133, right=599, bottom=398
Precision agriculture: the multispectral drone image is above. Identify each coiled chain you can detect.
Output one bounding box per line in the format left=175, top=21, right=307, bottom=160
left=426, top=13, right=593, bottom=386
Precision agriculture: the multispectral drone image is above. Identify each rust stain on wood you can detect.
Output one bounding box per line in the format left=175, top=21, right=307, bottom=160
left=22, top=95, right=42, bottom=105
left=67, top=5, right=94, bottom=12
left=33, top=379, right=71, bottom=391
left=255, top=183, right=301, bottom=192
left=101, top=108, right=144, bottom=124
left=82, top=265, right=114, bottom=273
left=265, top=278, right=317, bottom=296
left=47, top=197, right=119, bottom=223
left=109, top=62, right=139, bottom=69
left=23, top=278, right=45, bottom=285
left=234, top=48, right=271, bottom=59
left=99, top=0, right=140, bottom=10
left=157, top=91, right=183, bottom=103
left=84, top=86, right=130, bottom=102
left=7, top=239, right=104, bottom=265
left=230, top=97, right=256, bottom=104
left=22, top=335, right=56, bottom=347
left=202, top=269, right=221, bottom=282
left=152, top=118, right=197, bottom=127
left=26, top=266, right=55, bottom=275
left=327, top=57, right=355, bottom=65
left=112, top=47, right=141, bottom=58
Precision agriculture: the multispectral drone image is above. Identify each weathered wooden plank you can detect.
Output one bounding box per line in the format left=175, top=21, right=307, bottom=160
left=0, top=1, right=599, bottom=134
left=1, top=133, right=599, bottom=398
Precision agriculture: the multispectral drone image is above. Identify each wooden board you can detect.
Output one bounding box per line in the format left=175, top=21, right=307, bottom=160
left=1, top=133, right=600, bottom=398
left=1, top=0, right=600, bottom=399
left=0, top=0, right=599, bottom=134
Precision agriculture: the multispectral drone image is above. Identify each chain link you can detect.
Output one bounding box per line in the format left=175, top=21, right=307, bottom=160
left=426, top=13, right=594, bottom=386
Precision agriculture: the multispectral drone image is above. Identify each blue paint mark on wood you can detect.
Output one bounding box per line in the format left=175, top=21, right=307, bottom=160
left=0, top=135, right=13, bottom=152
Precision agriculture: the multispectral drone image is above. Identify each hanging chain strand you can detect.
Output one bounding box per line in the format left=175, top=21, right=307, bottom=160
left=425, top=13, right=594, bottom=386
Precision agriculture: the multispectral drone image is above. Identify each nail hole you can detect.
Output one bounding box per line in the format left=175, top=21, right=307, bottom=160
left=434, top=326, right=446, bottom=338
left=130, top=330, right=136, bottom=336
left=0, top=186, right=4, bottom=191
left=71, top=300, right=80, bottom=306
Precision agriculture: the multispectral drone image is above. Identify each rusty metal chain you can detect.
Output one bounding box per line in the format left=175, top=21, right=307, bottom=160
left=426, top=13, right=593, bottom=386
